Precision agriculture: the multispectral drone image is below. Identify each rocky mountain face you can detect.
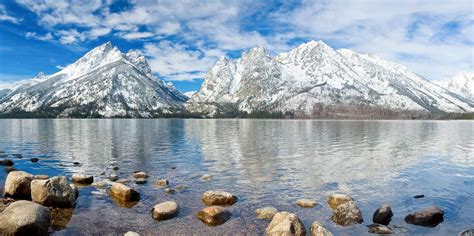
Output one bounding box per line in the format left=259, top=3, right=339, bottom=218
left=187, top=41, right=474, bottom=118
left=435, top=72, right=474, bottom=101
left=0, top=42, right=187, bottom=118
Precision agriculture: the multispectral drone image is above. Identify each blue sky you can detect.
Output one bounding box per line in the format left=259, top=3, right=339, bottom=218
left=0, top=0, right=472, bottom=92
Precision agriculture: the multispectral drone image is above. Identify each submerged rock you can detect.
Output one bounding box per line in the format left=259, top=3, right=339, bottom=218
left=328, top=193, right=354, bottom=210
left=155, top=179, right=169, bottom=186
left=414, top=194, right=424, bottom=199
left=201, top=174, right=212, bottom=180
left=109, top=174, right=119, bottom=182
left=110, top=183, right=140, bottom=202
left=4, top=166, right=16, bottom=173
left=12, top=154, right=22, bottom=158
left=0, top=200, right=51, bottom=235
left=133, top=171, right=148, bottom=179
left=31, top=158, right=39, bottom=163
left=112, top=166, right=119, bottom=171
left=72, top=174, right=94, bottom=185
left=202, top=190, right=237, bottom=206
left=31, top=176, right=77, bottom=208
left=265, top=211, right=306, bottom=236
left=116, top=179, right=130, bottom=184
left=256, top=206, right=278, bottom=219
left=124, top=231, right=140, bottom=236
left=331, top=201, right=364, bottom=226
left=151, top=201, right=180, bottom=221
left=459, top=229, right=474, bottom=236
left=296, top=199, right=317, bottom=208
left=135, top=178, right=147, bottom=184
left=368, top=223, right=393, bottom=234
left=164, top=188, right=176, bottom=194
left=373, top=204, right=393, bottom=225
left=73, top=162, right=80, bottom=166
left=4, top=171, right=33, bottom=199
left=197, top=206, right=231, bottom=226
left=310, top=221, right=333, bottom=236
left=0, top=159, right=14, bottom=166
left=404, top=206, right=444, bottom=227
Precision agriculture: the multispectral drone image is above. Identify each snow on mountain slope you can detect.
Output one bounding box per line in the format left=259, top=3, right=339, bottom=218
left=0, top=42, right=187, bottom=117
left=435, top=72, right=474, bottom=101
left=187, top=40, right=474, bottom=117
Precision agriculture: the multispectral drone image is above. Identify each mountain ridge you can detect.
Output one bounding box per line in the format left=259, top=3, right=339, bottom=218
left=186, top=40, right=474, bottom=118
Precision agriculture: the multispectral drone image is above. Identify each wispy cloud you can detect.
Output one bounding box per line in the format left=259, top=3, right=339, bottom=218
left=0, top=4, right=21, bottom=24
left=12, top=0, right=474, bottom=81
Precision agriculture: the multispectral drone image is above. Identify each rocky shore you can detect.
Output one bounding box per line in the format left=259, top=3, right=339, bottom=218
left=0, top=155, right=470, bottom=235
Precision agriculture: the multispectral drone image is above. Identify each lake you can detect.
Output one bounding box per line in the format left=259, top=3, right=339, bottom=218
left=0, top=119, right=473, bottom=235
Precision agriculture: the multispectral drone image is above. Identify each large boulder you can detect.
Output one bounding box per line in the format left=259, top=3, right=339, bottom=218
left=4, top=171, right=33, bottom=199
left=310, top=221, right=333, bottom=236
left=265, top=211, right=306, bottom=236
left=151, top=201, right=180, bottom=221
left=31, top=176, right=77, bottom=208
left=328, top=193, right=354, bottom=210
left=0, top=200, right=51, bottom=235
left=202, top=190, right=237, bottom=206
left=72, top=174, right=94, bottom=185
left=331, top=201, right=364, bottom=226
left=404, top=206, right=444, bottom=227
left=196, top=206, right=231, bottom=226
left=110, top=183, right=140, bottom=202
left=373, top=204, right=393, bottom=225
left=256, top=206, right=278, bottom=219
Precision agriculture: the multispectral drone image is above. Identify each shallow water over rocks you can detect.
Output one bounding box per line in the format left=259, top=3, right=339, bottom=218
left=0, top=119, right=473, bottom=235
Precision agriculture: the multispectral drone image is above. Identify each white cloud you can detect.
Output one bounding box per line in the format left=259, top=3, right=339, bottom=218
left=143, top=41, right=219, bottom=81
left=13, top=0, right=474, bottom=81
left=25, top=32, right=53, bottom=41
left=120, top=31, right=155, bottom=40
left=0, top=4, right=21, bottom=24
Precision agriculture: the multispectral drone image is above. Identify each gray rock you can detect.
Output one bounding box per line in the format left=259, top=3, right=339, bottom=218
left=256, top=207, right=278, bottom=219
left=265, top=211, right=306, bottom=236
left=373, top=204, right=393, bottom=225
left=202, top=190, right=237, bottom=206
left=31, top=176, right=77, bottom=208
left=0, top=200, right=51, bottom=235
left=404, top=206, right=444, bottom=227
left=196, top=206, right=231, bottom=226
left=310, top=221, right=333, bottom=236
left=151, top=201, right=180, bottom=221
left=331, top=201, right=364, bottom=226
left=4, top=171, right=33, bottom=199
left=368, top=223, right=393, bottom=234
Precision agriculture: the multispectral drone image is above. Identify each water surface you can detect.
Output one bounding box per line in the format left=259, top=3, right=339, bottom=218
left=0, top=119, right=473, bottom=235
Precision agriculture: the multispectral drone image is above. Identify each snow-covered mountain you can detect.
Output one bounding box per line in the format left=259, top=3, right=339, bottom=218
left=435, top=72, right=474, bottom=101
left=187, top=40, right=474, bottom=117
left=0, top=42, right=187, bottom=117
